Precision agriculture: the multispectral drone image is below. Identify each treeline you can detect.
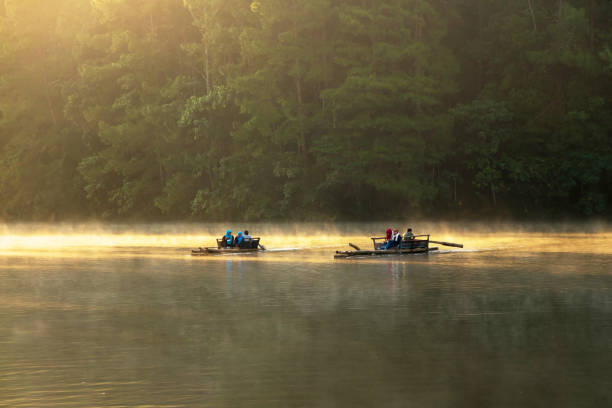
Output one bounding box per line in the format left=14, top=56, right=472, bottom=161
left=0, top=0, right=610, bottom=221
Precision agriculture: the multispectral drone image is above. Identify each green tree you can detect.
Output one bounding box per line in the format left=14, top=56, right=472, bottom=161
left=313, top=0, right=457, bottom=217
left=0, top=0, right=88, bottom=219
left=68, top=0, right=199, bottom=218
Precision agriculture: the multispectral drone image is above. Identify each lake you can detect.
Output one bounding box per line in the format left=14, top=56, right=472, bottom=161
left=0, top=222, right=611, bottom=407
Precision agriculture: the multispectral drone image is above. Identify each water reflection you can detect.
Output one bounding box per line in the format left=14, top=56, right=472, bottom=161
left=0, top=224, right=610, bottom=407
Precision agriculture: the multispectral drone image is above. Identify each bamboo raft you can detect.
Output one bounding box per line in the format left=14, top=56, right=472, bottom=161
left=334, top=235, right=462, bottom=259
left=191, top=237, right=264, bottom=255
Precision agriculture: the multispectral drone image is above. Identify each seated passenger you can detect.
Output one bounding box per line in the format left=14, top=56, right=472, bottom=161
left=378, top=227, right=393, bottom=249
left=235, top=231, right=244, bottom=247
left=243, top=230, right=252, bottom=240
left=403, top=228, right=414, bottom=240
left=222, top=229, right=234, bottom=247
left=384, top=229, right=401, bottom=249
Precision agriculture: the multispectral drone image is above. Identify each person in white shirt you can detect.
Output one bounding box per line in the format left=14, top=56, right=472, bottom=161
left=384, top=229, right=401, bottom=249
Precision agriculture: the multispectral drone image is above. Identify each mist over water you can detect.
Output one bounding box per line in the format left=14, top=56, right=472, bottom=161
left=1, top=221, right=609, bottom=256
left=1, top=222, right=611, bottom=407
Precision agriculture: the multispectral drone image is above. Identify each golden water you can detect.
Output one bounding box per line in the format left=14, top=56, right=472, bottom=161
left=0, top=222, right=610, bottom=407
left=0, top=222, right=609, bottom=258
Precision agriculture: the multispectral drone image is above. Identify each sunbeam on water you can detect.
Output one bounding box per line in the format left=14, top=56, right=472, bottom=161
left=0, top=221, right=609, bottom=258
left=0, top=222, right=611, bottom=407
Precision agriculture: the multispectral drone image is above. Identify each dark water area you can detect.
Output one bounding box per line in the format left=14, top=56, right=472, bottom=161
left=0, top=225, right=611, bottom=407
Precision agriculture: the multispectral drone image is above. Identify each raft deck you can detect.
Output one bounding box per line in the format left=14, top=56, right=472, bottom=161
left=334, top=247, right=438, bottom=258
left=191, top=237, right=263, bottom=256
left=335, top=234, right=437, bottom=258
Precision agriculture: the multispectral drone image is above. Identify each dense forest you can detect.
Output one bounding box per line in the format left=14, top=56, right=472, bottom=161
left=0, top=0, right=610, bottom=221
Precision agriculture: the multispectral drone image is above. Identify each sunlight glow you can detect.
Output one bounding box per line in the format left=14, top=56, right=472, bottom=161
left=0, top=223, right=609, bottom=261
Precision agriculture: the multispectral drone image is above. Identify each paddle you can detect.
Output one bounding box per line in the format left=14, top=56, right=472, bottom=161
left=429, top=240, right=463, bottom=248
left=258, top=244, right=267, bottom=250
left=349, top=243, right=361, bottom=250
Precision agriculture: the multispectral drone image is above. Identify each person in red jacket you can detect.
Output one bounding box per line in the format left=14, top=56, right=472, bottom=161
left=385, top=228, right=392, bottom=241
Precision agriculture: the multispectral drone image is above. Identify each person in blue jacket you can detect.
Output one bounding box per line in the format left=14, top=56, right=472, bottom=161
left=235, top=232, right=244, bottom=247
left=222, top=229, right=234, bottom=247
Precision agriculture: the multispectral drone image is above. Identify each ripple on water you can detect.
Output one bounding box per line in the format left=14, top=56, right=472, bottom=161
left=1, top=224, right=611, bottom=407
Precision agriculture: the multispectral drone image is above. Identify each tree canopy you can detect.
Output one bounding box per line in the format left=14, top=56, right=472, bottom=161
left=0, top=0, right=610, bottom=221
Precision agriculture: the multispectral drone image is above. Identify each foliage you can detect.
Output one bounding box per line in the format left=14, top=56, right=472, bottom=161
left=0, top=0, right=609, bottom=220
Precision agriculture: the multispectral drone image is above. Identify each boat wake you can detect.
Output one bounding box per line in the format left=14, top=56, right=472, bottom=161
left=435, top=247, right=503, bottom=254
left=266, top=247, right=303, bottom=252
left=266, top=244, right=338, bottom=252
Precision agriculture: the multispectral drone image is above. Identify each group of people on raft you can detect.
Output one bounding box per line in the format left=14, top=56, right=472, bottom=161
left=379, top=228, right=415, bottom=250
left=220, top=229, right=253, bottom=248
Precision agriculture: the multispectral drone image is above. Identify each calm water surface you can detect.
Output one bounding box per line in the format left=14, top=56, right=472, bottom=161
left=0, top=223, right=611, bottom=407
